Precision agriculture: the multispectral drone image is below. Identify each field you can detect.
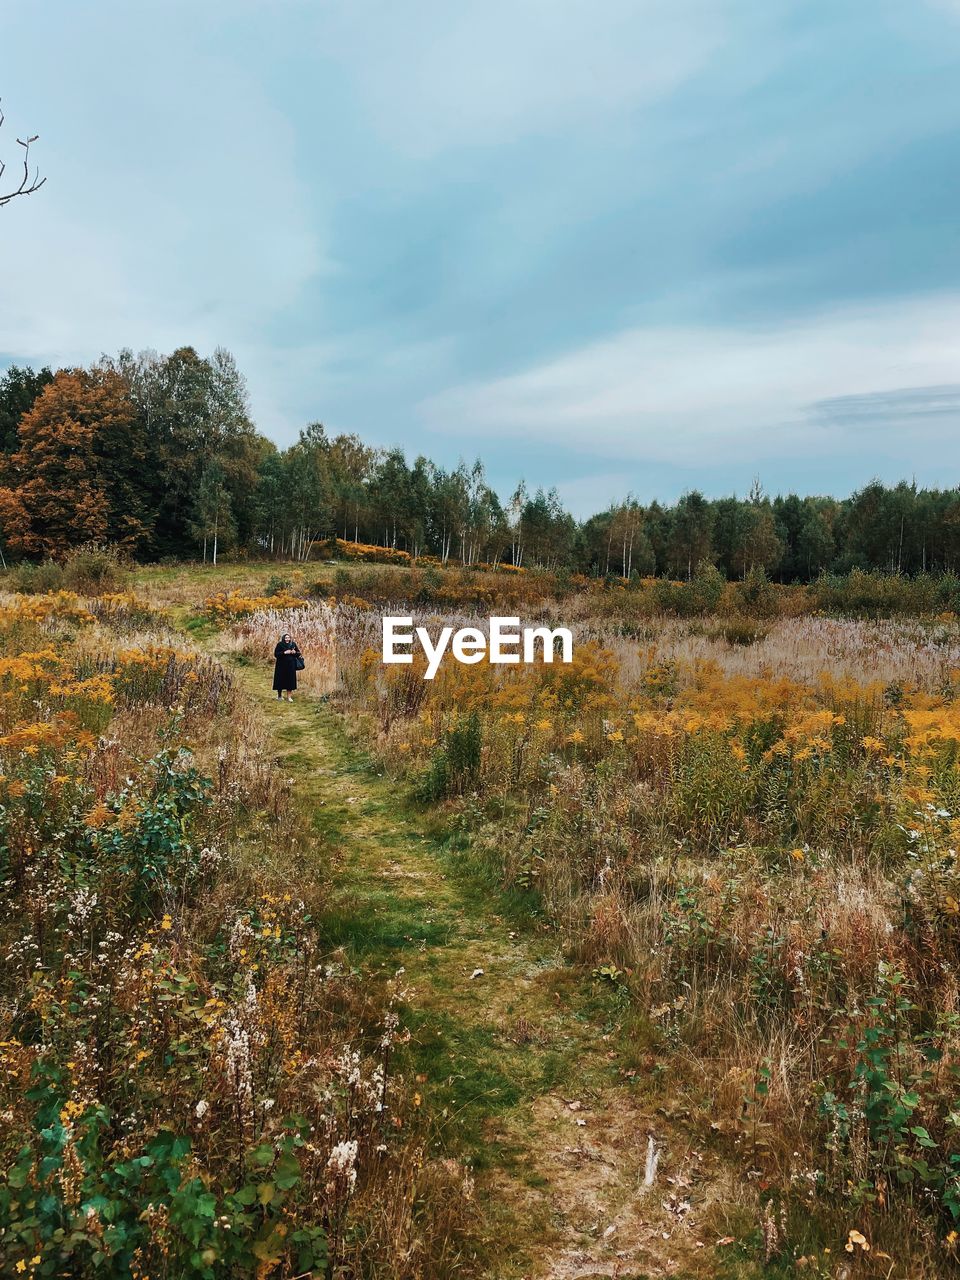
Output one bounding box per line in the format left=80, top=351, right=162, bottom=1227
left=4, top=558, right=960, bottom=1278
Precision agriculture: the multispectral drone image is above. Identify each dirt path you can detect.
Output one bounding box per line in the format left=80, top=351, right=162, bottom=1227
left=227, top=662, right=722, bottom=1280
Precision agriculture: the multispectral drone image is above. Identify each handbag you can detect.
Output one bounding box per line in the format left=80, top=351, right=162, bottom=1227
left=294, top=653, right=305, bottom=671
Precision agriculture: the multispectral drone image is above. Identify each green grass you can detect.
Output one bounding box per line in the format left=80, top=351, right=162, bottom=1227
left=320, top=892, right=454, bottom=954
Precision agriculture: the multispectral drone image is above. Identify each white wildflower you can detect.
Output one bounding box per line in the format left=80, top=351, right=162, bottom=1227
left=326, top=1139, right=358, bottom=1194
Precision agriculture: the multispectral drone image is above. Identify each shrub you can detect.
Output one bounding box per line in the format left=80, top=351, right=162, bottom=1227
left=203, top=588, right=307, bottom=620
left=706, top=615, right=770, bottom=646
left=733, top=567, right=778, bottom=617
left=62, top=542, right=129, bottom=593
left=816, top=965, right=960, bottom=1225
left=809, top=569, right=960, bottom=618
left=416, top=712, right=483, bottom=801
left=651, top=562, right=727, bottom=616
left=264, top=573, right=291, bottom=597
left=9, top=560, right=65, bottom=594
left=689, top=561, right=726, bottom=613
left=316, top=537, right=412, bottom=566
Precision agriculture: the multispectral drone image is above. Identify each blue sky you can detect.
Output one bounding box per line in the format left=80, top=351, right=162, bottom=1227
left=1, top=0, right=959, bottom=515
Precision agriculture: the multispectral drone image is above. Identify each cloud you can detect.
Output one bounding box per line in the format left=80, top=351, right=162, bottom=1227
left=3, top=0, right=960, bottom=503
left=313, top=0, right=722, bottom=158
left=809, top=384, right=960, bottom=427
left=417, top=292, right=960, bottom=467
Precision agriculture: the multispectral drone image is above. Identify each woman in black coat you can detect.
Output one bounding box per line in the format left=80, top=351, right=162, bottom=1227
left=273, top=633, right=302, bottom=701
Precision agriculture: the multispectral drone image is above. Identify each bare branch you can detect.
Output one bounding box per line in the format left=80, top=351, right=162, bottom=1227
left=0, top=98, right=46, bottom=208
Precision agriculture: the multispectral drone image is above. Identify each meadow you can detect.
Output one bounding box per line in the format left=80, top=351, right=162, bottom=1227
left=209, top=560, right=960, bottom=1275
left=0, top=577, right=475, bottom=1280
left=5, top=554, right=960, bottom=1277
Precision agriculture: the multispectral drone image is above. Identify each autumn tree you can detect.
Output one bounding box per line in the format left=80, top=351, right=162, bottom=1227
left=8, top=343, right=960, bottom=581
left=0, top=367, right=147, bottom=557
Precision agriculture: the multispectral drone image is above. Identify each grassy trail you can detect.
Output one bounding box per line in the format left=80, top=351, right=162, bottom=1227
left=225, top=660, right=722, bottom=1280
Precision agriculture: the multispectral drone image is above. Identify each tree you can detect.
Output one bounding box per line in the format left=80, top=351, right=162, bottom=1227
left=0, top=99, right=45, bottom=208
left=796, top=501, right=836, bottom=578
left=285, top=423, right=332, bottom=560
left=251, top=447, right=287, bottom=555
left=734, top=507, right=783, bottom=578
left=405, top=456, right=435, bottom=559
left=370, top=448, right=416, bottom=549
left=430, top=467, right=462, bottom=564
left=450, top=459, right=506, bottom=565
left=0, top=368, right=144, bottom=557
left=0, top=364, right=54, bottom=453
left=507, top=481, right=527, bottom=567
left=712, top=496, right=750, bottom=578
left=190, top=460, right=235, bottom=564
left=845, top=481, right=916, bottom=573
left=105, top=345, right=262, bottom=557
left=521, top=487, right=575, bottom=569
left=576, top=508, right=612, bottom=575
left=6, top=341, right=960, bottom=579
left=643, top=500, right=671, bottom=576
left=607, top=497, right=647, bottom=577
left=326, top=434, right=376, bottom=542
left=669, top=491, right=714, bottom=579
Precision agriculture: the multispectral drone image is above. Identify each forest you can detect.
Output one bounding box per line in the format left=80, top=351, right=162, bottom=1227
left=1, top=346, right=957, bottom=579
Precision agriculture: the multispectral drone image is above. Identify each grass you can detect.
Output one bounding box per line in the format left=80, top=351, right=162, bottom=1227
left=210, top=653, right=732, bottom=1278
left=8, top=561, right=955, bottom=1274
left=194, top=578, right=960, bottom=1277
left=0, top=593, right=481, bottom=1279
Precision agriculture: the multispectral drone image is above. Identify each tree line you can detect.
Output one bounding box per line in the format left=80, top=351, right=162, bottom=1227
left=1, top=346, right=958, bottom=580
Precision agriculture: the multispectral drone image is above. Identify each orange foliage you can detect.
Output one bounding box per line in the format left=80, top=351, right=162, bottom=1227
left=203, top=588, right=308, bottom=620
left=318, top=537, right=412, bottom=564
left=0, top=367, right=145, bottom=557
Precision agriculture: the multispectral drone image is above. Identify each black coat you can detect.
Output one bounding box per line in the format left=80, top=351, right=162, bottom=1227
left=273, top=642, right=300, bottom=691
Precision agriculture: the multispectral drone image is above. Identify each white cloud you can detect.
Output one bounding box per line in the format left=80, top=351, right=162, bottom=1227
left=418, top=293, right=960, bottom=466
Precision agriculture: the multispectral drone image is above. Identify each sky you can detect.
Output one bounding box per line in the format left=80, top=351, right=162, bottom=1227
left=1, top=0, right=959, bottom=516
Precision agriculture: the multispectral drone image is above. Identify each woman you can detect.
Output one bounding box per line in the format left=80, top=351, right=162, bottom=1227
left=273, top=633, right=302, bottom=702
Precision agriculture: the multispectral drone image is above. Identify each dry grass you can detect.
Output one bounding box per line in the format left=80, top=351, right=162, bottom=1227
left=249, top=590, right=960, bottom=1273
left=0, top=588, right=477, bottom=1279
